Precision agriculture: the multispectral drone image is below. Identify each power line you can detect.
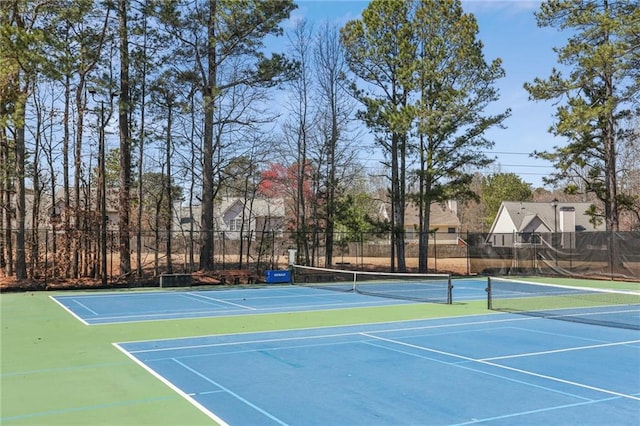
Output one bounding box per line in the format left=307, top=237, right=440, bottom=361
left=482, top=151, right=537, bottom=156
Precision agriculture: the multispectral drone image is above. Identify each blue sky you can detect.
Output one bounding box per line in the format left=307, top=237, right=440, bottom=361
left=287, top=0, right=571, bottom=189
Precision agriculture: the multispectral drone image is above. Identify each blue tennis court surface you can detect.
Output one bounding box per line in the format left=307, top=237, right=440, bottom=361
left=116, top=314, right=640, bottom=425
left=52, top=279, right=487, bottom=325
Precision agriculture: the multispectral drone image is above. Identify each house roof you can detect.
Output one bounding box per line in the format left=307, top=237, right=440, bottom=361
left=215, top=197, right=285, bottom=218
left=490, top=201, right=605, bottom=233
left=52, top=187, right=120, bottom=213
left=379, top=202, right=460, bottom=228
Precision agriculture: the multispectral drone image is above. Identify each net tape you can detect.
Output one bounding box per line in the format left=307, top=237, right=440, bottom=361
left=292, top=265, right=452, bottom=304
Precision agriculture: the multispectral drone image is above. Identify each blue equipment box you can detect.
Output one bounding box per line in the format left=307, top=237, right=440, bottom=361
left=265, top=270, right=291, bottom=283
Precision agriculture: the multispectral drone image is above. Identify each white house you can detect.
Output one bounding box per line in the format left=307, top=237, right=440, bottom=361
left=487, top=201, right=606, bottom=248
left=175, top=197, right=285, bottom=239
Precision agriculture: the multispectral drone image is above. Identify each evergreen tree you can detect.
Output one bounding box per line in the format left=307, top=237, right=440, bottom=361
left=342, top=0, right=508, bottom=271
left=525, top=0, right=640, bottom=231
left=410, top=0, right=509, bottom=271
left=481, top=173, right=533, bottom=228
left=342, top=0, right=415, bottom=271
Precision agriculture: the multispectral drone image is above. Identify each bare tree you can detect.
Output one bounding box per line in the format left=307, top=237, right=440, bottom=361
left=313, top=21, right=359, bottom=267
left=281, top=19, right=316, bottom=265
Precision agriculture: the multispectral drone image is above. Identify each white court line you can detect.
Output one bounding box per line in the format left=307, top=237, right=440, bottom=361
left=181, top=292, right=257, bottom=310
left=55, top=290, right=447, bottom=325
left=88, top=299, right=402, bottom=325
left=172, top=358, right=288, bottom=426
left=450, top=396, right=623, bottom=425
left=126, top=316, right=534, bottom=354
left=49, top=296, right=90, bottom=325
left=361, top=341, right=593, bottom=402
left=72, top=299, right=99, bottom=315
left=128, top=331, right=364, bottom=354
left=482, top=339, right=640, bottom=361
left=112, top=343, right=229, bottom=426
left=360, top=332, right=640, bottom=402
left=507, top=325, right=636, bottom=345
left=120, top=314, right=541, bottom=354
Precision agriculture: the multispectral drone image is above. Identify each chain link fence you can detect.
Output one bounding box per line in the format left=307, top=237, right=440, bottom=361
left=1, top=229, right=637, bottom=289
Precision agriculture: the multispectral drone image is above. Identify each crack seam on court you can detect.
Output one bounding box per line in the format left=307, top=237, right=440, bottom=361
left=180, top=292, right=257, bottom=310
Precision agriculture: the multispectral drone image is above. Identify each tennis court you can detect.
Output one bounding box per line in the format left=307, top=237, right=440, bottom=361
left=116, top=314, right=639, bottom=425
left=51, top=277, right=487, bottom=325
left=2, top=274, right=639, bottom=425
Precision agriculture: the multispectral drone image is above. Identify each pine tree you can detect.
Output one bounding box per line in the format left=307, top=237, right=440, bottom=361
left=342, top=0, right=509, bottom=271
left=525, top=0, right=640, bottom=231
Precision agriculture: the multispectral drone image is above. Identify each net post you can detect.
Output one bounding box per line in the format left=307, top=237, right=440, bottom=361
left=486, top=277, right=492, bottom=310
left=447, top=276, right=453, bottom=304
left=288, top=249, right=297, bottom=285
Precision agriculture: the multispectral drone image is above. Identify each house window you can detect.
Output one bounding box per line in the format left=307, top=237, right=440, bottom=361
left=447, top=227, right=456, bottom=233
left=519, top=233, right=541, bottom=245
left=501, top=235, right=505, bottom=246
left=229, top=218, right=243, bottom=232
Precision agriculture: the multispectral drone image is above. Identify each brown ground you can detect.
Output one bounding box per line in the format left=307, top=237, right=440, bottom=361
left=328, top=256, right=469, bottom=275
left=0, top=257, right=470, bottom=292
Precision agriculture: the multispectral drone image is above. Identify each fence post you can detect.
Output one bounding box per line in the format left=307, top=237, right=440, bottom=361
left=434, top=231, right=437, bottom=272
left=44, top=228, right=49, bottom=285
left=466, top=231, right=470, bottom=276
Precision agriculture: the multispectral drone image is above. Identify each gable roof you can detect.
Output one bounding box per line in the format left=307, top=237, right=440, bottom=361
left=490, top=201, right=605, bottom=234
left=215, top=197, right=285, bottom=218
left=379, top=201, right=460, bottom=228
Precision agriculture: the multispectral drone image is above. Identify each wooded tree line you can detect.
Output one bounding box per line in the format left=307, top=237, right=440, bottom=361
left=1, top=0, right=638, bottom=280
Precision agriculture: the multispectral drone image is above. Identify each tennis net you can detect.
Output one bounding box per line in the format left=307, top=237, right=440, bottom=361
left=486, top=277, right=640, bottom=330
left=291, top=265, right=452, bottom=304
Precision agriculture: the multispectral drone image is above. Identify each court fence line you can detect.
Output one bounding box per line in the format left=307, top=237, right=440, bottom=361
left=0, top=229, right=638, bottom=289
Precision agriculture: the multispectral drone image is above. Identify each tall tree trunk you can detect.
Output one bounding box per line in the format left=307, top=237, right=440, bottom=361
left=30, top=93, right=42, bottom=277
left=73, top=81, right=85, bottom=278
left=323, top=82, right=338, bottom=269
left=135, top=9, right=149, bottom=278
left=14, top=99, right=26, bottom=279
left=391, top=131, right=406, bottom=272
left=165, top=101, right=173, bottom=274
left=1, top=126, right=13, bottom=276
left=63, top=73, right=71, bottom=277
left=199, top=0, right=217, bottom=270
left=418, top=133, right=428, bottom=272
left=118, top=0, right=132, bottom=278
left=603, top=17, right=619, bottom=233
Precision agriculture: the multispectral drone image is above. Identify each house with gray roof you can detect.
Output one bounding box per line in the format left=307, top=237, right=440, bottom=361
left=175, top=197, right=285, bottom=239
left=487, top=201, right=605, bottom=248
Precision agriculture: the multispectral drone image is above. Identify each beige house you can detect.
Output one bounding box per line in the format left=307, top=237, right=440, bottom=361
left=49, top=188, right=120, bottom=230
left=378, top=200, right=461, bottom=245
left=2, top=188, right=119, bottom=231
